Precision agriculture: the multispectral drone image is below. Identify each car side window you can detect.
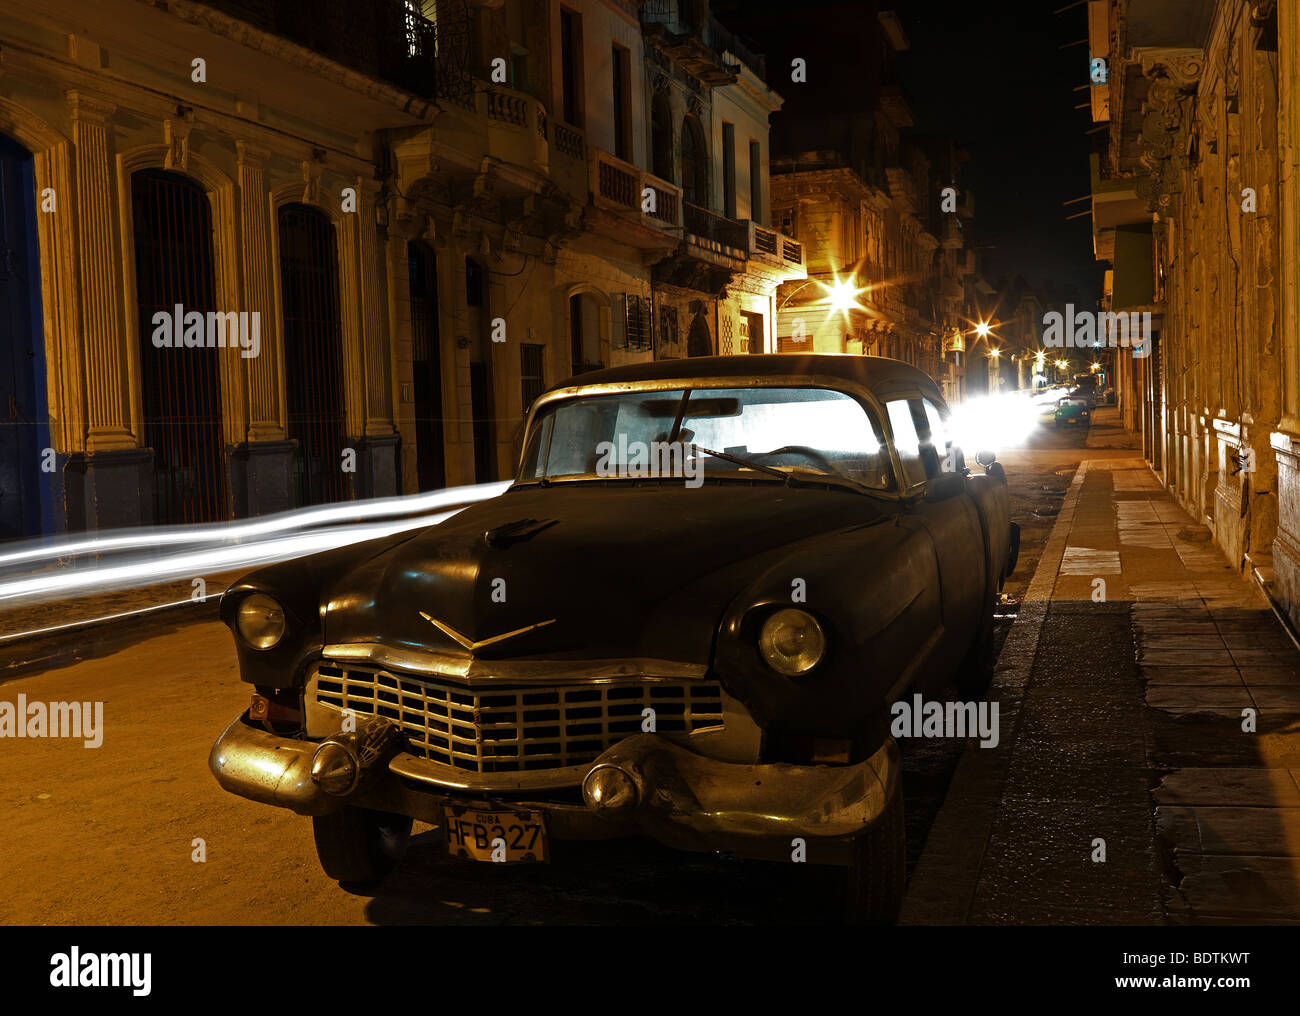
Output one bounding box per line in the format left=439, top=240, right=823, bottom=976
left=885, top=398, right=928, bottom=489
left=921, top=398, right=964, bottom=477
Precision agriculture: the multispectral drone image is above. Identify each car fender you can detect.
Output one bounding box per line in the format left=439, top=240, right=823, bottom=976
left=966, top=468, right=1012, bottom=593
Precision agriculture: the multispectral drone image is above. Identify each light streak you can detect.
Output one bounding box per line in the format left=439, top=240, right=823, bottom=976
left=0, top=481, right=511, bottom=569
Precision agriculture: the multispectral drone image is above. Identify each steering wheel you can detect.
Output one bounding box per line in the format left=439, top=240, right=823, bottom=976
left=760, top=445, right=838, bottom=472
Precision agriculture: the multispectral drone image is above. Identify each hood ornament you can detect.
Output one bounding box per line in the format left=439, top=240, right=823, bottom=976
left=484, top=518, right=558, bottom=548
left=419, top=613, right=556, bottom=651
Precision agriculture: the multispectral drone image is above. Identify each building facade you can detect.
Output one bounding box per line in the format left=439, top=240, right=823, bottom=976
left=1086, top=0, right=1300, bottom=624
left=0, top=0, right=802, bottom=538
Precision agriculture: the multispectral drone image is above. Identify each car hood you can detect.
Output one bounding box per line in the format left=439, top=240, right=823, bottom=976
left=322, top=481, right=887, bottom=666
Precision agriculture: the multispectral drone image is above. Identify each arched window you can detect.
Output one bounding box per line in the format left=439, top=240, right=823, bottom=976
left=651, top=91, right=673, bottom=182
left=680, top=115, right=708, bottom=207
left=131, top=168, right=226, bottom=524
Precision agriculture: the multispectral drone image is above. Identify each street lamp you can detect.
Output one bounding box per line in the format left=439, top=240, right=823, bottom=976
left=827, top=277, right=861, bottom=316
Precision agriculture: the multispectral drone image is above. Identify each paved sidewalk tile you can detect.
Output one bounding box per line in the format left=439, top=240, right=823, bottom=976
left=904, top=453, right=1300, bottom=925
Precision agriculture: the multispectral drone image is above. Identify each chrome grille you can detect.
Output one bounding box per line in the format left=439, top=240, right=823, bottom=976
left=311, top=664, right=724, bottom=773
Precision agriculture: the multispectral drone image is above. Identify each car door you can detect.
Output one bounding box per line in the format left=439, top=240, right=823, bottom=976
left=883, top=395, right=986, bottom=676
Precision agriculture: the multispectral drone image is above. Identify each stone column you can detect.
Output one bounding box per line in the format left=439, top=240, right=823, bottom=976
left=68, top=91, right=131, bottom=452
left=230, top=141, right=294, bottom=517
left=61, top=90, right=151, bottom=530
left=237, top=142, right=283, bottom=442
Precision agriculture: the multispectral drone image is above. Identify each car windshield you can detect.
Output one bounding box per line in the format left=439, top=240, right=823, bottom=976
left=520, top=386, right=894, bottom=490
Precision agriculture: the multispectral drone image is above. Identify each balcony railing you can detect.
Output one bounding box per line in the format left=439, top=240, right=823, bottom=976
left=554, top=122, right=586, bottom=160
left=196, top=0, right=474, bottom=106
left=684, top=202, right=748, bottom=251
left=588, top=148, right=682, bottom=233
left=478, top=86, right=549, bottom=167
left=747, top=221, right=806, bottom=275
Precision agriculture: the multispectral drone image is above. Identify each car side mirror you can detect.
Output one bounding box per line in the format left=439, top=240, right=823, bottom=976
left=924, top=472, right=966, bottom=502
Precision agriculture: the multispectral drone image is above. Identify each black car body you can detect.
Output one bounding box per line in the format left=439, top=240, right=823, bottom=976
left=209, top=354, right=1017, bottom=921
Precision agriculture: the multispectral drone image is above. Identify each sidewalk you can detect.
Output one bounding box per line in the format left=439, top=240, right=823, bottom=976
left=903, top=451, right=1300, bottom=924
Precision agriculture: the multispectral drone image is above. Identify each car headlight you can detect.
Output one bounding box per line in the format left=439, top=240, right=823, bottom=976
left=235, top=593, right=286, bottom=650
left=758, top=608, right=826, bottom=676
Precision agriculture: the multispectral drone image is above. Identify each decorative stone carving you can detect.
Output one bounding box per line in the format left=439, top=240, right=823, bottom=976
left=301, top=159, right=322, bottom=205
left=1134, top=50, right=1203, bottom=211
left=163, top=118, right=192, bottom=171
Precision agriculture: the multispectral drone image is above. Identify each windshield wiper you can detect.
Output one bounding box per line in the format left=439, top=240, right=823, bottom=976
left=785, top=468, right=880, bottom=497
left=685, top=443, right=799, bottom=484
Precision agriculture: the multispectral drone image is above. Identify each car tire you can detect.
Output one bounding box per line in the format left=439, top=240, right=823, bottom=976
left=311, top=806, right=413, bottom=886
left=954, top=596, right=996, bottom=697
left=842, top=785, right=905, bottom=925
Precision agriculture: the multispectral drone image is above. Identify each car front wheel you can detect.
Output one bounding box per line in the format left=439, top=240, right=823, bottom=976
left=842, top=786, right=906, bottom=924
left=312, top=806, right=413, bottom=886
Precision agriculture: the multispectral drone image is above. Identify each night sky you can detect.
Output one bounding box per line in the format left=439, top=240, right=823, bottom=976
left=890, top=0, right=1105, bottom=305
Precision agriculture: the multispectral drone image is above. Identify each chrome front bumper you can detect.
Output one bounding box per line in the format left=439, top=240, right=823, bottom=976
left=209, top=713, right=900, bottom=865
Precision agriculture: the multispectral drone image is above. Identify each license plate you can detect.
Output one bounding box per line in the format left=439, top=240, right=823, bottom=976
left=442, top=805, right=549, bottom=863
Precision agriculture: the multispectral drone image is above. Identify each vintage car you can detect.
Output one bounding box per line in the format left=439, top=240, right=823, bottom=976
left=1055, top=393, right=1092, bottom=427
left=209, top=354, right=1018, bottom=923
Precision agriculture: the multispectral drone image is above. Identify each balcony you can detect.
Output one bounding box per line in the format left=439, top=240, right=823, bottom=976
left=640, top=2, right=766, bottom=85
left=196, top=0, right=474, bottom=106
left=655, top=202, right=745, bottom=292
left=684, top=202, right=748, bottom=253
left=585, top=148, right=682, bottom=251
left=479, top=86, right=548, bottom=171
left=746, top=221, right=807, bottom=279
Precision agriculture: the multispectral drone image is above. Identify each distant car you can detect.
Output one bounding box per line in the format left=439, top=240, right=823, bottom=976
left=1068, top=384, right=1098, bottom=409
left=208, top=354, right=1019, bottom=924
left=1055, top=395, right=1091, bottom=426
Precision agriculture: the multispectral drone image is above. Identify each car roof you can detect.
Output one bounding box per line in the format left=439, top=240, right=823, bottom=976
left=549, top=354, right=946, bottom=405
